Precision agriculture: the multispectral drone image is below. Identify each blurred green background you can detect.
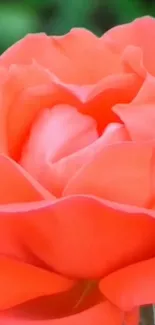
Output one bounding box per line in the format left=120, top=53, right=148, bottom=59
left=0, top=0, right=153, bottom=53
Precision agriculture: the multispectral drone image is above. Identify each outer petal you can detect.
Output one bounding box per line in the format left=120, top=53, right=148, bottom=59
left=0, top=302, right=139, bottom=325
left=104, top=16, right=155, bottom=75
left=49, top=29, right=122, bottom=84
left=0, top=154, right=53, bottom=203
left=0, top=67, right=8, bottom=154
left=0, top=34, right=54, bottom=68
left=21, top=122, right=128, bottom=197
left=1, top=196, right=155, bottom=278
left=100, top=257, right=155, bottom=311
left=64, top=143, right=153, bottom=208
left=0, top=257, right=74, bottom=310
left=113, top=74, right=155, bottom=141
left=0, top=30, right=122, bottom=85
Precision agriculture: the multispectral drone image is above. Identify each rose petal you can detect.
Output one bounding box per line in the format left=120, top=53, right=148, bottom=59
left=3, top=281, right=102, bottom=319
left=121, top=46, right=145, bottom=77
left=64, top=143, right=153, bottom=208
left=100, top=257, right=155, bottom=311
left=3, top=63, right=79, bottom=160
left=50, top=28, right=122, bottom=84
left=113, top=74, right=155, bottom=141
left=1, top=196, right=155, bottom=278
left=2, top=64, right=142, bottom=160
left=0, top=256, right=74, bottom=309
left=20, top=105, right=98, bottom=187
left=21, top=122, right=128, bottom=197
left=0, top=302, right=139, bottom=325
left=0, top=34, right=55, bottom=69
left=104, top=16, right=155, bottom=75
left=0, top=67, right=8, bottom=154
left=99, top=122, right=130, bottom=144
left=82, top=72, right=143, bottom=131
left=0, top=154, right=53, bottom=203
left=0, top=30, right=122, bottom=85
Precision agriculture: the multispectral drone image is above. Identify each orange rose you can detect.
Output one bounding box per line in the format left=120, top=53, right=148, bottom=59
left=1, top=16, right=155, bottom=324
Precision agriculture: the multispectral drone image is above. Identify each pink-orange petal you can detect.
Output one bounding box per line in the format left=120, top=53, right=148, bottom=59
left=0, top=67, right=9, bottom=155
left=2, top=63, right=80, bottom=160
left=50, top=28, right=122, bottom=84
left=0, top=302, right=139, bottom=325
left=0, top=154, right=53, bottom=203
left=113, top=74, right=155, bottom=141
left=0, top=256, right=74, bottom=310
left=20, top=105, right=98, bottom=185
left=1, top=197, right=155, bottom=278
left=104, top=16, right=155, bottom=75
left=21, top=122, right=127, bottom=197
left=82, top=72, right=143, bottom=132
left=0, top=30, right=121, bottom=85
left=100, top=257, right=155, bottom=311
left=0, top=34, right=54, bottom=68
left=121, top=45, right=145, bottom=78
left=64, top=143, right=153, bottom=208
left=99, top=122, right=130, bottom=144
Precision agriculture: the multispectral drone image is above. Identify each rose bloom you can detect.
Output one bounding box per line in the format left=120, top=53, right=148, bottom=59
left=1, top=15, right=155, bottom=324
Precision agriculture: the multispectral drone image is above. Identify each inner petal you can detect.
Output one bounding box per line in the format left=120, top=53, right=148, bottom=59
left=20, top=105, right=98, bottom=187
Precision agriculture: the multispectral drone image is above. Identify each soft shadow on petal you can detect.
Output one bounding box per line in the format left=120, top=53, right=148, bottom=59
left=100, top=257, right=155, bottom=311
left=1, top=196, right=155, bottom=278
left=0, top=301, right=139, bottom=325
left=113, top=74, right=155, bottom=141
left=0, top=256, right=75, bottom=310
left=1, top=282, right=102, bottom=319
left=0, top=154, right=54, bottom=203
left=81, top=72, right=143, bottom=132
left=64, top=143, right=153, bottom=208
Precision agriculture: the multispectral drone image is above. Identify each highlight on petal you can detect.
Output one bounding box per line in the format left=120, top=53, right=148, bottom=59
left=104, top=16, right=155, bottom=75
left=113, top=74, right=155, bottom=141
left=0, top=154, right=53, bottom=204
left=100, top=122, right=130, bottom=144
left=0, top=301, right=139, bottom=325
left=64, top=142, right=153, bottom=208
left=47, top=123, right=129, bottom=196
left=100, top=257, right=155, bottom=311
left=1, top=196, right=155, bottom=278
left=0, top=256, right=75, bottom=310
left=20, top=105, right=98, bottom=187
left=21, top=121, right=128, bottom=197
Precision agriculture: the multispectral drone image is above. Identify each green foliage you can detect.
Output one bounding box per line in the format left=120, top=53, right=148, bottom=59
left=0, top=0, right=154, bottom=53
